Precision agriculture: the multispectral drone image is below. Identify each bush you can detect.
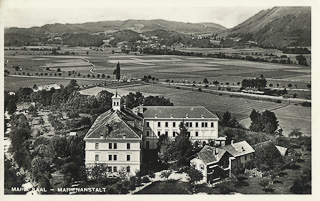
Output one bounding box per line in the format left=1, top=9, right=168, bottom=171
left=136, top=177, right=142, bottom=187
left=216, top=181, right=234, bottom=194
left=148, top=172, right=155, bottom=178
left=275, top=100, right=282, bottom=103
left=142, top=176, right=150, bottom=183
left=301, top=102, right=311, bottom=107
left=198, top=88, right=202, bottom=92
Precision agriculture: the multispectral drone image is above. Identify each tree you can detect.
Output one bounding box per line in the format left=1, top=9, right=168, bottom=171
left=187, top=167, right=203, bottom=193
left=86, top=163, right=109, bottom=184
left=288, top=83, right=292, bottom=88
left=174, top=122, right=193, bottom=167
left=57, top=68, right=61, bottom=72
left=160, top=170, right=172, bottom=181
left=31, top=156, right=52, bottom=182
left=307, top=83, right=311, bottom=89
left=115, top=62, right=121, bottom=81
left=203, top=78, right=209, bottom=85
left=222, top=111, right=232, bottom=127
left=249, top=109, right=278, bottom=134
left=6, top=99, right=17, bottom=114
left=289, top=128, right=302, bottom=138
left=158, top=135, right=175, bottom=164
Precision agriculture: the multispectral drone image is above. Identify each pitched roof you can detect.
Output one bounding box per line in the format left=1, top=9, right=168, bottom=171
left=84, top=109, right=142, bottom=140
left=275, top=146, right=287, bottom=156
left=139, top=106, right=218, bottom=119
left=221, top=141, right=255, bottom=157
left=197, top=145, right=226, bottom=165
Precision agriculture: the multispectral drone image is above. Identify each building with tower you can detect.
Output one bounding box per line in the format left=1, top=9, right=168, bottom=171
left=84, top=92, right=225, bottom=176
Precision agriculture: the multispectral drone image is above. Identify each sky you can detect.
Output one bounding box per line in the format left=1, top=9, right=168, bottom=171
left=0, top=0, right=283, bottom=29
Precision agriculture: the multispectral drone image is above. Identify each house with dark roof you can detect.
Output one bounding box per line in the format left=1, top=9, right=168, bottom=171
left=190, top=145, right=231, bottom=183
left=84, top=93, right=143, bottom=176
left=133, top=105, right=223, bottom=149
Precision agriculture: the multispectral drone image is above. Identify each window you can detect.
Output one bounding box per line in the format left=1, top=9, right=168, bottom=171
left=158, top=131, right=161, bottom=136
left=187, top=132, right=190, bottom=136
left=186, top=122, right=189, bottom=127
left=146, top=122, right=150, bottom=127
left=202, top=122, right=208, bottom=127
left=127, top=155, right=131, bottom=161
left=173, top=131, right=176, bottom=137
left=108, top=167, right=112, bottom=172
left=113, top=155, right=117, bottom=161
left=127, top=143, right=130, bottom=150
left=146, top=131, right=150, bottom=136
left=165, top=122, right=168, bottom=127
left=195, top=132, right=198, bottom=137
left=146, top=141, right=150, bottom=149
left=114, top=143, right=117, bottom=149
left=95, top=143, right=99, bottom=149
left=165, top=131, right=168, bottom=136
left=109, top=143, right=112, bottom=149
left=113, top=166, right=117, bottom=172
left=127, top=166, right=130, bottom=173
left=158, top=122, right=161, bottom=127
left=245, top=156, right=247, bottom=160
left=189, top=122, right=193, bottom=127
left=109, top=155, right=112, bottom=161
left=211, top=122, right=214, bottom=127
left=195, top=122, right=199, bottom=127
left=173, top=122, right=176, bottom=127
left=95, top=154, right=99, bottom=161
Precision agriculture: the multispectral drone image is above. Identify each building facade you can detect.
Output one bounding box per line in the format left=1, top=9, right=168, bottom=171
left=132, top=105, right=222, bottom=149
left=84, top=94, right=143, bottom=176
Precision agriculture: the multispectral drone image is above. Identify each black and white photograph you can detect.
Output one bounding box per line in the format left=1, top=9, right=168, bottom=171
left=1, top=0, right=318, bottom=199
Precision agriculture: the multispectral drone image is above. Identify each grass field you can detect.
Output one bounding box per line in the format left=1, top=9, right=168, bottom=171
left=4, top=46, right=311, bottom=136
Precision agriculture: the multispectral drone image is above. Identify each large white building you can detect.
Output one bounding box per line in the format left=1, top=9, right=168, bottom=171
left=84, top=94, right=225, bottom=176
left=84, top=94, right=143, bottom=176
left=132, top=105, right=224, bottom=149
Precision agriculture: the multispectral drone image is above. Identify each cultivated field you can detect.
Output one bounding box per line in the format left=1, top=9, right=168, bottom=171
left=4, top=46, right=311, bottom=136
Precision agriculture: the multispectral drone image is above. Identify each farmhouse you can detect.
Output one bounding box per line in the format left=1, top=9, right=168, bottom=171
left=191, top=140, right=255, bottom=183
left=84, top=93, right=224, bottom=176
left=190, top=145, right=231, bottom=183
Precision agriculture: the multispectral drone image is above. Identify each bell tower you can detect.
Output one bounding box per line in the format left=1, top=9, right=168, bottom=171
left=112, top=89, right=121, bottom=111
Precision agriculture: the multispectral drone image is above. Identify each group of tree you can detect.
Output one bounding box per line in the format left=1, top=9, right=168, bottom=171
left=220, top=111, right=242, bottom=129
left=141, top=75, right=156, bottom=82
left=123, top=92, right=173, bottom=109
left=249, top=109, right=279, bottom=134
left=241, top=76, right=267, bottom=89
left=157, top=122, right=193, bottom=168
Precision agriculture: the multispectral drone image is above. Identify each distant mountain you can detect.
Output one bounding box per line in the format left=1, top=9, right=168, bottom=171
left=225, top=7, right=311, bottom=48
left=4, top=19, right=226, bottom=47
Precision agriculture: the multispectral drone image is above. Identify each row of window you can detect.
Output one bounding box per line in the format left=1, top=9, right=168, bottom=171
left=95, top=154, right=131, bottom=161
left=95, top=143, right=131, bottom=150
left=146, top=121, right=215, bottom=128
left=107, top=166, right=131, bottom=173
left=146, top=131, right=205, bottom=137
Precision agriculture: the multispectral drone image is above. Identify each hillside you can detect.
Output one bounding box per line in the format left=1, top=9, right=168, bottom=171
left=4, top=19, right=226, bottom=46
left=226, top=7, right=311, bottom=48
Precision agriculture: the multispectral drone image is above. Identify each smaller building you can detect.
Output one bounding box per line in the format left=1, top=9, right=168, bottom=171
left=191, top=140, right=255, bottom=183
left=221, top=140, right=255, bottom=171
left=191, top=145, right=231, bottom=183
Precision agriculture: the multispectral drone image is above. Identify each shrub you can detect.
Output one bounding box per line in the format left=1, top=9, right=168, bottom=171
left=301, top=102, right=311, bottom=107
left=198, top=88, right=202, bottom=92
left=136, top=177, right=142, bottom=187
left=142, top=176, right=150, bottom=183
left=216, top=181, right=234, bottom=194
left=275, top=100, right=282, bottom=103
left=148, top=172, right=155, bottom=178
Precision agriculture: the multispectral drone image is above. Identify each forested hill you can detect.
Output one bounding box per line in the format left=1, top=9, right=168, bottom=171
left=225, top=7, right=311, bottom=48
left=4, top=19, right=226, bottom=47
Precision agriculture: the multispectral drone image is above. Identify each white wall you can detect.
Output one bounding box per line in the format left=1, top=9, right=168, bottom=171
left=142, top=118, right=219, bottom=149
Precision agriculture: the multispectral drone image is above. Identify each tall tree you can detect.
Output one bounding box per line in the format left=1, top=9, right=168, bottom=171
left=6, top=99, right=17, bottom=114
left=116, top=62, right=121, bottom=81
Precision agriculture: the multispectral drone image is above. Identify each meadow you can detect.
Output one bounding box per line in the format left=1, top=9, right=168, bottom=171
left=4, top=46, right=311, bottom=136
